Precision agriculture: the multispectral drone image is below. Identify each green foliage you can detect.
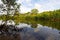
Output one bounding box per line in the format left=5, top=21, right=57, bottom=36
left=31, top=9, right=38, bottom=14
left=0, top=9, right=60, bottom=23
left=0, top=0, right=20, bottom=25
left=0, top=8, right=60, bottom=29
left=1, top=0, right=16, bottom=5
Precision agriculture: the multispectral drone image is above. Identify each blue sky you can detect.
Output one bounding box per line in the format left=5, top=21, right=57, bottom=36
left=17, top=0, right=60, bottom=13
left=0, top=0, right=60, bottom=13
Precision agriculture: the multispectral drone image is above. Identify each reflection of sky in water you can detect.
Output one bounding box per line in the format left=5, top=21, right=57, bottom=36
left=17, top=23, right=60, bottom=40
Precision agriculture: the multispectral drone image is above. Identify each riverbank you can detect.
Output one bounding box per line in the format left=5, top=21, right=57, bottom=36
left=0, top=24, right=21, bottom=40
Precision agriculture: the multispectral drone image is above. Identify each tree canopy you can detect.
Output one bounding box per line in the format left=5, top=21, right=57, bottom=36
left=31, top=9, right=39, bottom=14
left=0, top=0, right=20, bottom=25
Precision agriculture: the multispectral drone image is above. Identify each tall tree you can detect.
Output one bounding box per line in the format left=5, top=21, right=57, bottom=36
left=0, top=0, right=20, bottom=25
left=31, top=9, right=38, bottom=14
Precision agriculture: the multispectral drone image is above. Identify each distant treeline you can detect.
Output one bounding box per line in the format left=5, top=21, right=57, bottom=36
left=0, top=9, right=60, bottom=23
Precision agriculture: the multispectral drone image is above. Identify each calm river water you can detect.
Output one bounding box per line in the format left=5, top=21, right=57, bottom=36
left=0, top=20, right=60, bottom=40
left=16, top=23, right=60, bottom=40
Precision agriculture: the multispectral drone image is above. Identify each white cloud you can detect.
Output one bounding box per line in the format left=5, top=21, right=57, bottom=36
left=20, top=6, right=31, bottom=13
left=17, top=0, right=24, bottom=3
left=37, top=0, right=60, bottom=12
left=34, top=3, right=43, bottom=12
left=0, top=0, right=3, bottom=4
left=28, top=3, right=32, bottom=6
left=25, top=0, right=32, bottom=7
left=34, top=3, right=42, bottom=9
left=25, top=0, right=31, bottom=3
left=17, top=0, right=31, bottom=3
left=18, top=0, right=32, bottom=13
